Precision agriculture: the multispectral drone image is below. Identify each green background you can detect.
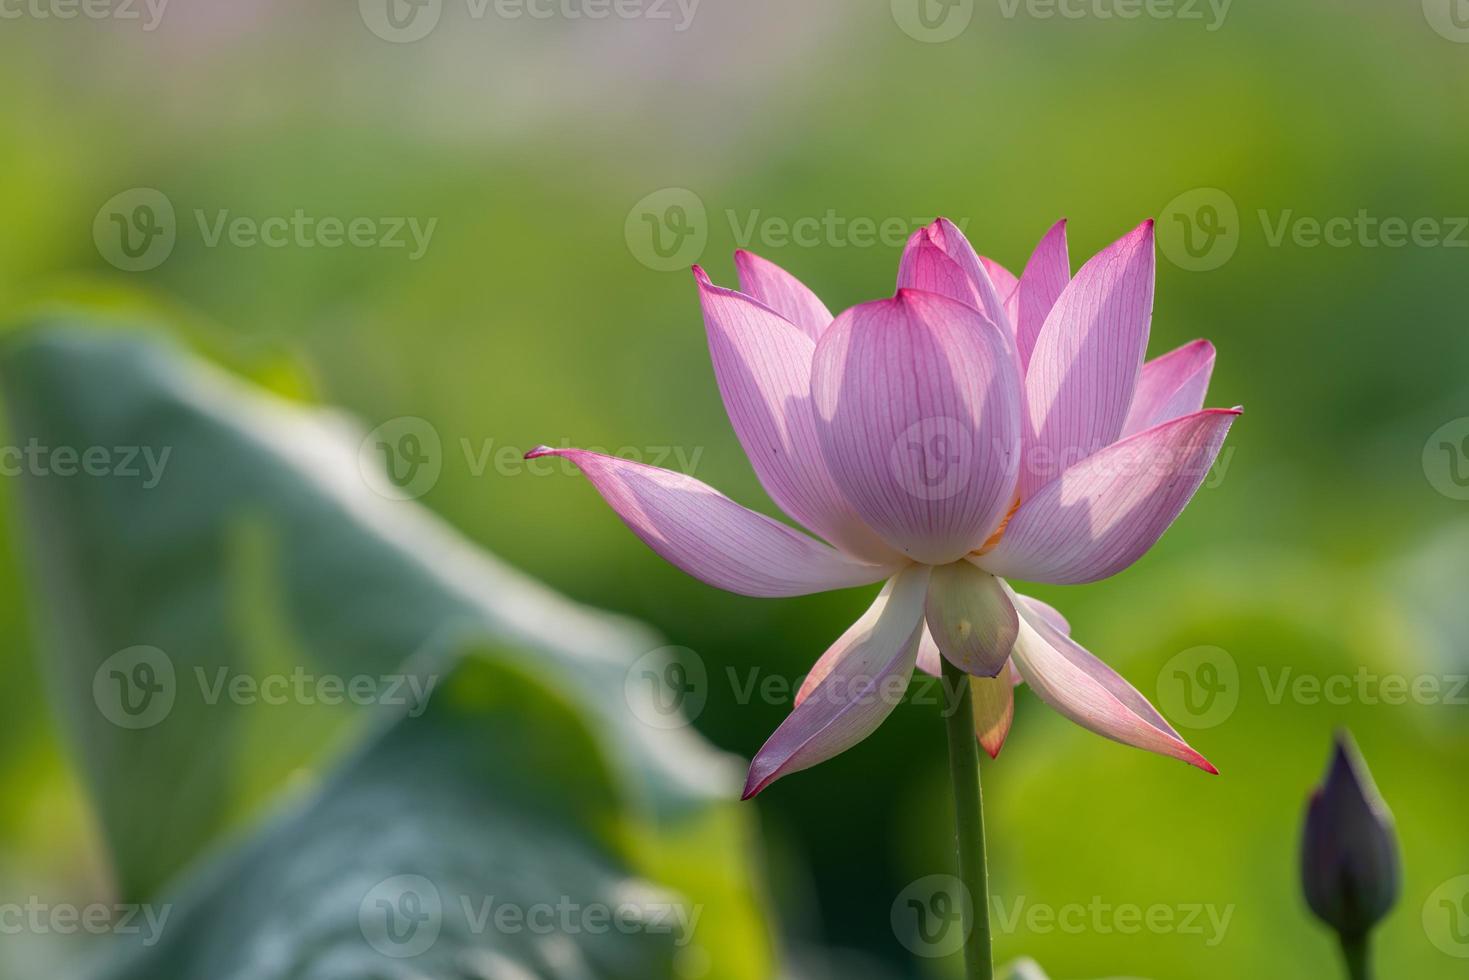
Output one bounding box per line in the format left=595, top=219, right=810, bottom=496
left=2, top=1, right=1468, bottom=977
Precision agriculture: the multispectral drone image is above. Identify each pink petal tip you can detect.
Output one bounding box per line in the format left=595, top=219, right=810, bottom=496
left=740, top=768, right=771, bottom=800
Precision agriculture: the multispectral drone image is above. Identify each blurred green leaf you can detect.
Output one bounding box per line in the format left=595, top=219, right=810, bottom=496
left=95, top=651, right=711, bottom=980
left=0, top=318, right=771, bottom=979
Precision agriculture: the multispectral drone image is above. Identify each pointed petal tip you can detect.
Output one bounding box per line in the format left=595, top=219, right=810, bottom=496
left=525, top=445, right=555, bottom=460
left=1187, top=750, right=1220, bottom=775
left=740, top=767, right=772, bottom=800
left=691, top=264, right=711, bottom=285
left=980, top=738, right=1004, bottom=760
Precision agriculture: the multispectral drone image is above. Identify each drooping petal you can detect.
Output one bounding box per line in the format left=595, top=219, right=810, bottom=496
left=1017, top=594, right=1069, bottom=636
left=529, top=447, right=895, bottom=597
left=1022, top=220, right=1156, bottom=497
left=1121, top=339, right=1216, bottom=437
left=732, top=249, right=833, bottom=341
left=746, top=565, right=930, bottom=797
left=923, top=560, right=1018, bottom=677
left=915, top=627, right=942, bottom=677
left=1014, top=219, right=1071, bottom=371
left=695, top=269, right=899, bottom=564
left=1006, top=592, right=1216, bottom=773
left=811, top=289, right=1024, bottom=565
left=981, top=408, right=1239, bottom=585
left=970, top=664, right=1017, bottom=759
left=916, top=591, right=1061, bottom=678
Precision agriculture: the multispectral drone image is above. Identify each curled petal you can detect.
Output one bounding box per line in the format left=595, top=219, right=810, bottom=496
left=923, top=560, right=1018, bottom=677
left=980, top=408, right=1240, bottom=585
left=733, top=250, right=833, bottom=341
left=1121, top=339, right=1216, bottom=437
left=1023, top=220, right=1155, bottom=496
left=970, top=664, right=1017, bottom=759
left=811, top=289, right=1024, bottom=565
left=1014, top=219, right=1071, bottom=371
left=530, top=448, right=894, bottom=597
left=746, top=566, right=931, bottom=797
left=1006, top=592, right=1216, bottom=773
left=696, top=269, right=899, bottom=564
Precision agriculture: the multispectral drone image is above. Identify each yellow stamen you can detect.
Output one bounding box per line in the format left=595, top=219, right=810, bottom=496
left=972, top=493, right=1022, bottom=557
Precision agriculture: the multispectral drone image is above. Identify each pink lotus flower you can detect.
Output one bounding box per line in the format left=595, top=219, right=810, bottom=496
left=530, top=217, right=1238, bottom=797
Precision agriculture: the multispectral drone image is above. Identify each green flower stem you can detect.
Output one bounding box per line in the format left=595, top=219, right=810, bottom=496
left=941, top=657, right=994, bottom=980
left=1340, top=933, right=1371, bottom=980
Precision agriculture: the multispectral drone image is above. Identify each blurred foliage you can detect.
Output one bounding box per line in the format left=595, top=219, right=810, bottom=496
left=0, top=325, right=771, bottom=978
left=1, top=1, right=1468, bottom=977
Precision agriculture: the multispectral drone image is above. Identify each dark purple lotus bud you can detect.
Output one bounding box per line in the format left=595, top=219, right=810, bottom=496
left=1300, top=731, right=1401, bottom=939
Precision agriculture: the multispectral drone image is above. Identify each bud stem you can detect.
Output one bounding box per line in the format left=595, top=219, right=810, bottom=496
left=1339, top=933, right=1371, bottom=980
left=941, top=658, right=993, bottom=980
